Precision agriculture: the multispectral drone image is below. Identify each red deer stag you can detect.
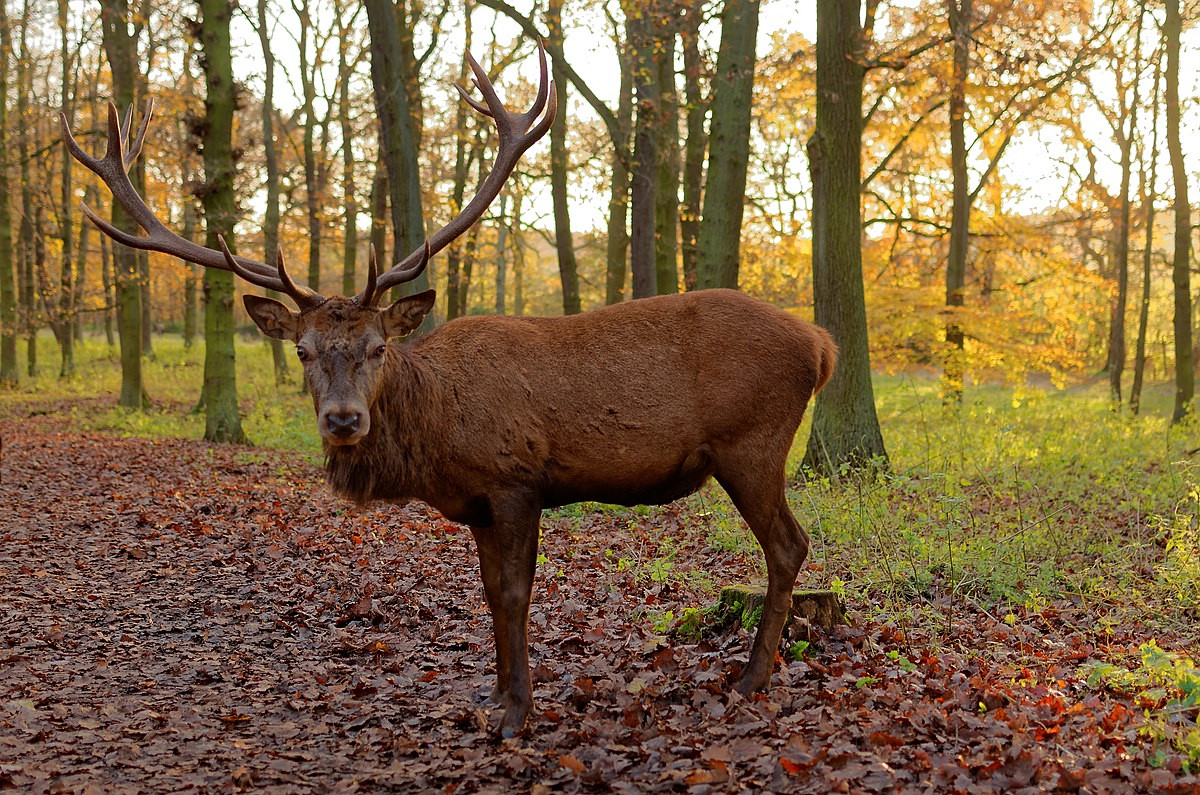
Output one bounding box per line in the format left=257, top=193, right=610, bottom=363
left=63, top=45, right=837, bottom=737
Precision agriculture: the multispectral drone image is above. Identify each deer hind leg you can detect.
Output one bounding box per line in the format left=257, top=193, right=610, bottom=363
left=479, top=491, right=542, bottom=737
left=471, top=527, right=512, bottom=704
left=716, top=462, right=810, bottom=695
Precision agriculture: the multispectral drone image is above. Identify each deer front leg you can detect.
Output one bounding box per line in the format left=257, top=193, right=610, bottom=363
left=471, top=527, right=511, bottom=704
left=482, top=491, right=542, bottom=737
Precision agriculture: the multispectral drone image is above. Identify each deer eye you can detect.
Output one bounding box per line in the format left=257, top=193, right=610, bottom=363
left=371, top=344, right=387, bottom=360
left=296, top=346, right=312, bottom=362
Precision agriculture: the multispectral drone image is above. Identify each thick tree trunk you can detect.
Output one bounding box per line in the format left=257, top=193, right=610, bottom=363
left=654, top=18, right=680, bottom=296
left=628, top=8, right=658, bottom=300
left=548, top=0, right=581, bottom=314
left=694, top=0, right=760, bottom=290
left=1165, top=0, right=1193, bottom=423
left=365, top=0, right=432, bottom=327
left=679, top=0, right=706, bottom=292
left=943, top=0, right=972, bottom=404
left=100, top=0, right=146, bottom=408
left=801, top=0, right=888, bottom=475
left=198, top=0, right=247, bottom=444
left=0, top=3, right=14, bottom=385
left=370, top=158, right=388, bottom=270
left=258, top=0, right=289, bottom=383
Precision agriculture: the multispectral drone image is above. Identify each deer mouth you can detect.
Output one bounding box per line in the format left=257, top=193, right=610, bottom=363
left=321, top=409, right=369, bottom=445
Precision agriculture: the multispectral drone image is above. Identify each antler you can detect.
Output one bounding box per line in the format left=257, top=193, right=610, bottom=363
left=60, top=100, right=324, bottom=310
left=369, top=41, right=557, bottom=300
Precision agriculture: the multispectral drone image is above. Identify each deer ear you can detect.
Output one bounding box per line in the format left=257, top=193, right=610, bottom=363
left=379, top=289, right=436, bottom=338
left=244, top=295, right=300, bottom=341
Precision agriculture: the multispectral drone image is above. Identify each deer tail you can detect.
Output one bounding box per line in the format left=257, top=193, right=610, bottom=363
left=814, top=329, right=838, bottom=394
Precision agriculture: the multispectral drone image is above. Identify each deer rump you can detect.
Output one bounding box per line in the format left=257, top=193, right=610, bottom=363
left=324, top=289, right=836, bottom=526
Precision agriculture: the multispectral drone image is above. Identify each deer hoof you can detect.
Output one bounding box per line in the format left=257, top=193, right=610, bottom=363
left=495, top=705, right=529, bottom=739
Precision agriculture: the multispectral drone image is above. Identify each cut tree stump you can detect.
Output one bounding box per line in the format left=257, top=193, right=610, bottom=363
left=716, top=585, right=849, bottom=632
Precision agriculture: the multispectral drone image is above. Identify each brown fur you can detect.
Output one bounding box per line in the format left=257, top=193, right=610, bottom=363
left=251, top=287, right=836, bottom=737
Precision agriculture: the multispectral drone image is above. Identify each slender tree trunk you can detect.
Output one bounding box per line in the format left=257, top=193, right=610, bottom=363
left=258, top=0, right=288, bottom=382
left=512, top=189, right=525, bottom=316
left=17, top=0, right=36, bottom=378
left=679, top=0, right=706, bottom=291
left=445, top=6, right=474, bottom=322
left=694, top=0, right=760, bottom=290
left=628, top=6, right=658, bottom=299
left=365, top=0, right=432, bottom=327
left=943, top=0, right=972, bottom=404
left=802, top=0, right=888, bottom=474
left=0, top=3, right=14, bottom=385
left=57, top=0, right=75, bottom=377
left=654, top=14, right=680, bottom=296
left=76, top=186, right=96, bottom=346
left=548, top=0, right=581, bottom=314
left=605, top=40, right=633, bottom=306
left=182, top=198, right=198, bottom=348
left=337, top=0, right=360, bottom=298
left=1131, top=54, right=1160, bottom=416
left=370, top=157, right=388, bottom=268
left=100, top=0, right=146, bottom=407
left=494, top=192, right=508, bottom=314
left=198, top=0, right=247, bottom=444
left=1165, top=0, right=1193, bottom=423
left=100, top=230, right=114, bottom=346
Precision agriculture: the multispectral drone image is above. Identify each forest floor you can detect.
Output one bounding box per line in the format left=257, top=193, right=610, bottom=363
left=2, top=381, right=1199, bottom=793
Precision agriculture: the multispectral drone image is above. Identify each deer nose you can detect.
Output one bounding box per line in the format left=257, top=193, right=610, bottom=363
left=325, top=411, right=361, bottom=438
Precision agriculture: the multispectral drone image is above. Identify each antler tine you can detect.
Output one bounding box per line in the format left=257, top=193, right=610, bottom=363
left=374, top=43, right=556, bottom=295
left=354, top=244, right=380, bottom=307
left=61, top=99, right=327, bottom=309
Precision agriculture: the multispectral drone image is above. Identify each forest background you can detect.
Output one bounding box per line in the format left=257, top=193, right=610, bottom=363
left=1, top=0, right=1198, bottom=422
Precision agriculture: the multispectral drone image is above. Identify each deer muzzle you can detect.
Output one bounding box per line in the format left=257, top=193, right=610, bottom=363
left=321, top=407, right=369, bottom=445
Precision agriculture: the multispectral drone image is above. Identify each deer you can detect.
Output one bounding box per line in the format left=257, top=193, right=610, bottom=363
left=62, top=44, right=837, bottom=738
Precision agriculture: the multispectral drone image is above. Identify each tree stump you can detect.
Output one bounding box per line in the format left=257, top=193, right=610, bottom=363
left=716, top=584, right=849, bottom=632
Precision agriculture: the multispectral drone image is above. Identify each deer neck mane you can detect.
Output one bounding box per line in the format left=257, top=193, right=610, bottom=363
left=323, top=347, right=444, bottom=505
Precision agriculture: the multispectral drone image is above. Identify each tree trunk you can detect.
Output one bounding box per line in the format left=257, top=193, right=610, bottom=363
left=628, top=6, right=658, bottom=300
left=445, top=7, right=474, bottom=322
left=801, top=0, right=888, bottom=475
left=100, top=229, right=114, bottom=346
left=100, top=0, right=146, bottom=408
left=694, top=0, right=760, bottom=290
left=17, top=0, right=35, bottom=378
left=57, top=0, right=75, bottom=377
left=198, top=0, right=247, bottom=444
left=337, top=0, right=360, bottom=300
left=512, top=189, right=525, bottom=316
left=943, top=0, right=972, bottom=404
left=365, top=0, right=432, bottom=326
left=548, top=0, right=581, bottom=314
left=654, top=15, right=680, bottom=296
left=258, top=0, right=289, bottom=383
left=182, top=198, right=198, bottom=349
left=1131, top=54, right=1160, bottom=417
left=0, top=2, right=14, bottom=385
left=494, top=192, right=508, bottom=314
left=370, top=157, right=388, bottom=269
left=605, top=38, right=633, bottom=306
left=679, top=0, right=706, bottom=291
left=1165, top=0, right=1193, bottom=423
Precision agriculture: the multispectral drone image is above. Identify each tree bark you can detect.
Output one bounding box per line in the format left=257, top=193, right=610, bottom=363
left=494, top=192, right=508, bottom=314
left=801, top=0, right=888, bottom=475
left=654, top=13, right=680, bottom=296
left=365, top=0, right=433, bottom=327
left=198, top=0, right=247, bottom=444
left=258, top=0, right=289, bottom=383
left=605, top=33, right=633, bottom=305
left=444, top=6, right=474, bottom=322
left=943, top=0, right=971, bottom=404
left=57, top=0, right=75, bottom=377
left=679, top=0, right=706, bottom=291
left=1165, top=0, right=1193, bottom=423
left=548, top=0, right=581, bottom=314
left=100, top=0, right=146, bottom=407
left=17, top=0, right=35, bottom=378
left=694, top=0, right=760, bottom=290
left=628, top=6, right=658, bottom=300
left=0, top=2, right=14, bottom=385
left=1131, top=50, right=1160, bottom=417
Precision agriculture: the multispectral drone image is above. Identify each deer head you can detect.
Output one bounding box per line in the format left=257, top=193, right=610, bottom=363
left=62, top=44, right=555, bottom=447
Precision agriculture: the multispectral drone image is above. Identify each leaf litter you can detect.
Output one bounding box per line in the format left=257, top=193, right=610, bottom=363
left=1, top=421, right=1197, bottom=793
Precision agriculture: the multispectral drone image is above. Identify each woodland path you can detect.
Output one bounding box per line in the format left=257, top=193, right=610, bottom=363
left=0, top=416, right=1194, bottom=793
